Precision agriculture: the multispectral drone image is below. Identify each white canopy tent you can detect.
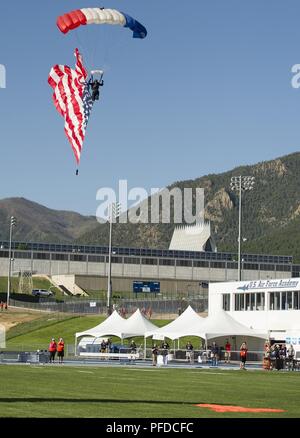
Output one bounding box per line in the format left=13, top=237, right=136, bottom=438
left=75, top=310, right=127, bottom=341
left=185, top=310, right=268, bottom=340
left=121, top=309, right=158, bottom=338
left=75, top=309, right=159, bottom=356
left=145, top=305, right=204, bottom=341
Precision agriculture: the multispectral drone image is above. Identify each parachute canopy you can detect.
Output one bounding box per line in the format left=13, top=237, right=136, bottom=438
left=57, top=8, right=147, bottom=39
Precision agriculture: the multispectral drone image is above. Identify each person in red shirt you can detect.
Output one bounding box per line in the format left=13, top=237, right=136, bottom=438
left=57, top=338, right=65, bottom=364
left=48, top=338, right=57, bottom=363
left=224, top=340, right=231, bottom=363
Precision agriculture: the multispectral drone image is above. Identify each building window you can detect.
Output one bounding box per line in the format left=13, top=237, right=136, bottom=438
left=269, top=292, right=281, bottom=310
left=256, top=293, right=265, bottom=310
left=14, top=251, right=31, bottom=259
left=124, top=257, right=140, bottom=265
left=211, top=261, right=226, bottom=269
left=159, top=259, right=175, bottom=266
left=235, top=293, right=265, bottom=311
left=52, top=253, right=68, bottom=261
left=270, top=291, right=297, bottom=310
left=111, top=256, right=123, bottom=264
left=260, top=264, right=275, bottom=271
left=141, top=258, right=158, bottom=266
left=193, top=260, right=209, bottom=268
left=222, top=294, right=230, bottom=311
left=287, top=292, right=293, bottom=309
left=176, top=259, right=192, bottom=267
left=235, top=293, right=245, bottom=311
left=294, top=291, right=300, bottom=310
left=245, top=293, right=250, bottom=311
left=88, top=255, right=105, bottom=263
left=70, top=254, right=87, bottom=262
left=33, top=252, right=50, bottom=260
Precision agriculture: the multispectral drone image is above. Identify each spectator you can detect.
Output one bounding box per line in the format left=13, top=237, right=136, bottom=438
left=239, top=342, right=248, bottom=369
left=211, top=342, right=219, bottom=366
left=129, top=339, right=137, bottom=353
left=185, top=341, right=194, bottom=364
left=274, top=344, right=281, bottom=370
left=57, top=338, right=65, bottom=364
left=160, top=340, right=169, bottom=365
left=263, top=341, right=271, bottom=370
left=0, top=301, right=3, bottom=311
left=4, top=302, right=7, bottom=310
left=224, top=340, right=231, bottom=363
left=286, top=344, right=295, bottom=371
left=48, top=338, right=57, bottom=363
left=269, top=344, right=276, bottom=370
left=152, top=344, right=159, bottom=366
left=106, top=338, right=112, bottom=353
left=100, top=340, right=106, bottom=353
left=148, top=307, right=153, bottom=319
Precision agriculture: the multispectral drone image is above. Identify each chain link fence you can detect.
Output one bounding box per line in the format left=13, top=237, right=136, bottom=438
left=9, top=297, right=208, bottom=319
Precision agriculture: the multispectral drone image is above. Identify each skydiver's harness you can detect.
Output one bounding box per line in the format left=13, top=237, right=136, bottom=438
left=88, top=71, right=104, bottom=101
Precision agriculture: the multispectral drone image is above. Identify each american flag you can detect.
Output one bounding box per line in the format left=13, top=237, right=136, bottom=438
left=48, top=48, right=94, bottom=164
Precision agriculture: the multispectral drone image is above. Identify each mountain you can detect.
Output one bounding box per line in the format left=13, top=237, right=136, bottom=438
left=0, top=198, right=98, bottom=243
left=1, top=152, right=300, bottom=261
left=77, top=152, right=300, bottom=261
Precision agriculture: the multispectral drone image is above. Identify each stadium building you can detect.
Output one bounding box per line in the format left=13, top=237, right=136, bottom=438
left=209, top=278, right=300, bottom=347
left=0, top=239, right=298, bottom=297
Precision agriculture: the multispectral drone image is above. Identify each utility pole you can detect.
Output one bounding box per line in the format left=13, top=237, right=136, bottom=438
left=107, top=203, right=121, bottom=315
left=7, top=216, right=16, bottom=306
left=230, top=176, right=255, bottom=281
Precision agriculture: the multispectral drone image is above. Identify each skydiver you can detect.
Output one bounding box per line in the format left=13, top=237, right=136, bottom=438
left=89, top=77, right=104, bottom=101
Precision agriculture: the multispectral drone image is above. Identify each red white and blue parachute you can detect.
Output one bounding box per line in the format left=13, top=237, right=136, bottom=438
left=57, top=8, right=147, bottom=39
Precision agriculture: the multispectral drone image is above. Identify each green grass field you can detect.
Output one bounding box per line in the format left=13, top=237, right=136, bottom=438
left=2, top=312, right=300, bottom=418
left=0, top=365, right=299, bottom=418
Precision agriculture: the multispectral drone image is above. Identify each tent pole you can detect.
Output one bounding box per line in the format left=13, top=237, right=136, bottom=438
left=144, top=337, right=146, bottom=361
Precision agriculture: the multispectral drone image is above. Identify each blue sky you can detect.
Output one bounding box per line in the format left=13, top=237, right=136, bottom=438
left=1, top=0, right=300, bottom=215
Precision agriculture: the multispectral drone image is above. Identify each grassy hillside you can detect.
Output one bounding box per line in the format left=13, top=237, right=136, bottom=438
left=4, top=315, right=172, bottom=350
left=0, top=276, right=61, bottom=295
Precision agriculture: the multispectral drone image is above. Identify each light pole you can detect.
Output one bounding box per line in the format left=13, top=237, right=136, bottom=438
left=230, top=176, right=255, bottom=281
left=7, top=216, right=16, bottom=306
left=107, top=202, right=121, bottom=315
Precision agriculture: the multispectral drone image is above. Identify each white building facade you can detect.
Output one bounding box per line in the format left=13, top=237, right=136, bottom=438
left=209, top=278, right=300, bottom=341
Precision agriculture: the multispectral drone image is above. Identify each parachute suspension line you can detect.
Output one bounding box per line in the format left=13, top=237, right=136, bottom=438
left=74, top=29, right=92, bottom=73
